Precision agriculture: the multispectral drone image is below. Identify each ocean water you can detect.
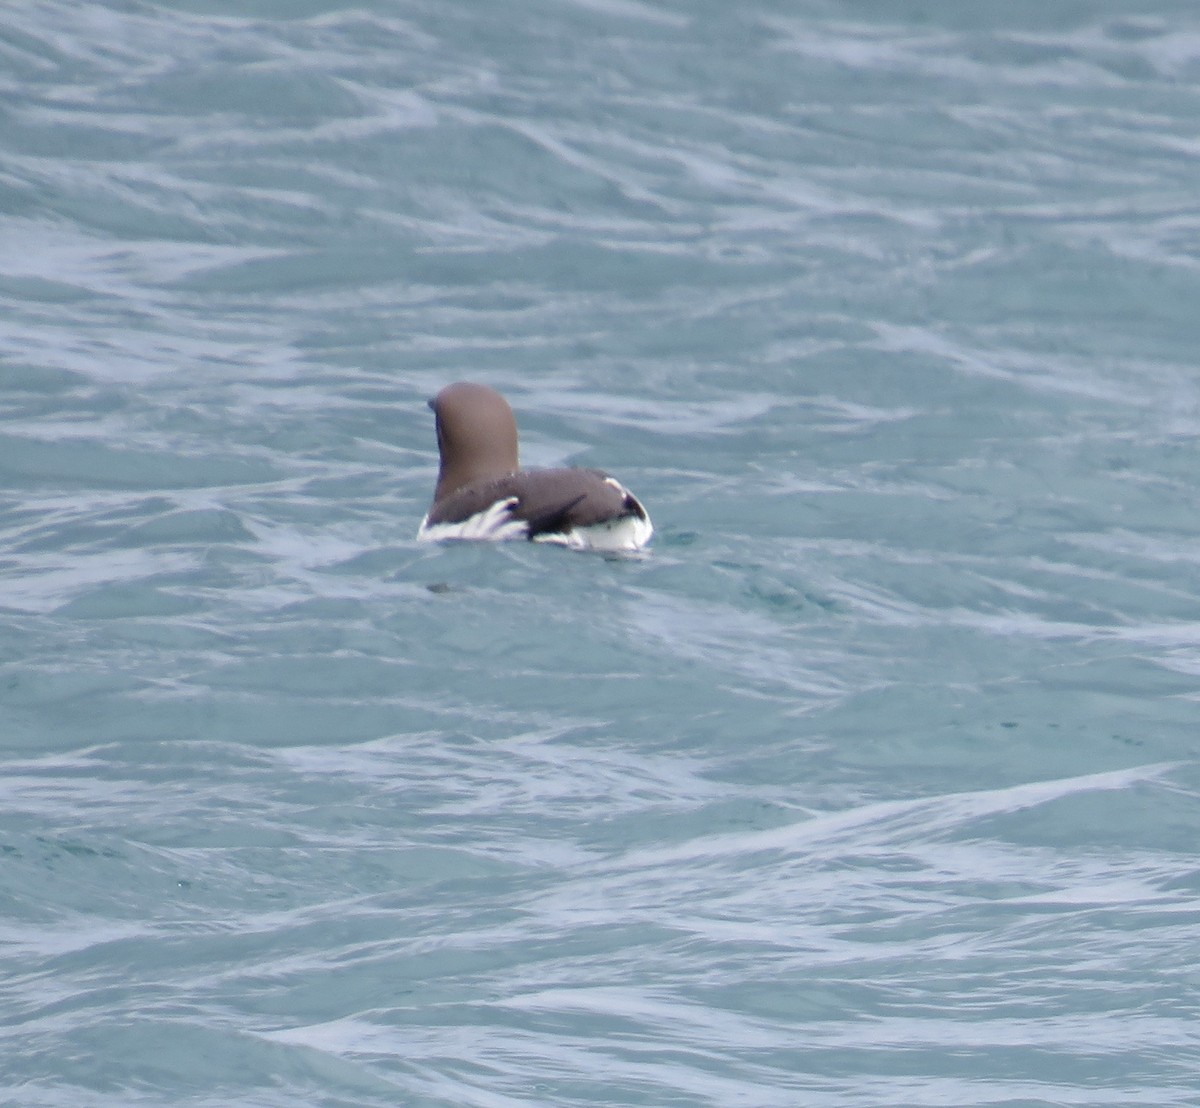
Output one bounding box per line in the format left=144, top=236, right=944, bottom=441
left=3, top=1, right=1200, bottom=1104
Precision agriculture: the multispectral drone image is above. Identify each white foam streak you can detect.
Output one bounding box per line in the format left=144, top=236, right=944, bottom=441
left=608, top=763, right=1179, bottom=872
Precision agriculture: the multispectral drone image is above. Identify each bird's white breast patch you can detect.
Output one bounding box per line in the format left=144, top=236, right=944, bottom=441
left=417, top=497, right=528, bottom=543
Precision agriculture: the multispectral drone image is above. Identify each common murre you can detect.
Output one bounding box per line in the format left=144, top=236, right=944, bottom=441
left=417, top=382, right=652, bottom=552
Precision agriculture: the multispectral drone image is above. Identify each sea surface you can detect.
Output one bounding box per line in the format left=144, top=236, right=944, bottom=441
left=3, top=2, right=1200, bottom=1105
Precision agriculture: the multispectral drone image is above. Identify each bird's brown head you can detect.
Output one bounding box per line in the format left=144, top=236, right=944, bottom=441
left=428, top=382, right=520, bottom=504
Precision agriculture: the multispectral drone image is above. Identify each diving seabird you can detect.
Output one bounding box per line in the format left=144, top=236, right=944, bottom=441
left=417, top=382, right=652, bottom=552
